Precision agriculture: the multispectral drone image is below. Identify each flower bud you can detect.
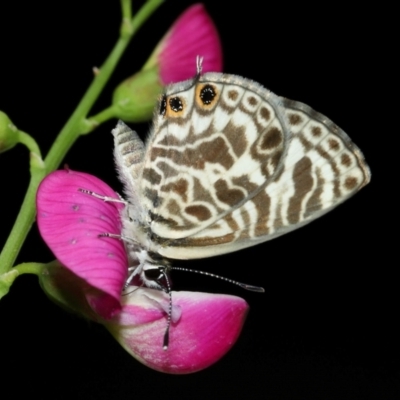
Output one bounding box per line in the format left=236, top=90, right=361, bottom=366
left=0, top=111, right=18, bottom=153
left=145, top=3, right=222, bottom=84
left=112, top=66, right=162, bottom=122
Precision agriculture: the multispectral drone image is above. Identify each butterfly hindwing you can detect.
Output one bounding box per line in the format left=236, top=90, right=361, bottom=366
left=139, top=74, right=291, bottom=240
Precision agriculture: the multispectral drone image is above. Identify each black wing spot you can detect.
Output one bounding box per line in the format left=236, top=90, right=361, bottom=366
left=159, top=94, right=167, bottom=116
left=169, top=97, right=183, bottom=112
left=200, top=84, right=217, bottom=105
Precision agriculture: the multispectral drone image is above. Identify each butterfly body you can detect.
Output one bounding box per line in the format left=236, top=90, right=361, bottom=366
left=112, top=72, right=370, bottom=288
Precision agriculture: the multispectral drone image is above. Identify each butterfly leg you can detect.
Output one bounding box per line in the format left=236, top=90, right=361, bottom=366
left=98, top=232, right=142, bottom=249
left=78, top=188, right=128, bottom=205
left=123, top=250, right=151, bottom=289
left=124, top=266, right=138, bottom=288
left=98, top=232, right=148, bottom=289
left=79, top=188, right=137, bottom=221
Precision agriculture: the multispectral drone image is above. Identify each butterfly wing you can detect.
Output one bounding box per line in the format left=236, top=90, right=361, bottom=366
left=116, top=73, right=370, bottom=260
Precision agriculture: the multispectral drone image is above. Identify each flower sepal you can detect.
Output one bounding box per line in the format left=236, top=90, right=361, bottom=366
left=111, top=66, right=162, bottom=122
left=39, top=261, right=107, bottom=322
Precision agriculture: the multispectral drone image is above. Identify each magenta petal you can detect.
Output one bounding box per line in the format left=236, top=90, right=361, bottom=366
left=158, top=4, right=222, bottom=84
left=106, top=288, right=248, bottom=374
left=36, top=169, right=128, bottom=318
left=109, top=288, right=182, bottom=326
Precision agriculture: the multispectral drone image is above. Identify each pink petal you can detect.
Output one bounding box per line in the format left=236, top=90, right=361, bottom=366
left=158, top=4, right=222, bottom=84
left=36, top=169, right=128, bottom=318
left=105, top=288, right=248, bottom=374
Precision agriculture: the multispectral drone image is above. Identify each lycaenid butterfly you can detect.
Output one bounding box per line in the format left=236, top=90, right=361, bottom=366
left=111, top=63, right=369, bottom=281
left=85, top=60, right=370, bottom=347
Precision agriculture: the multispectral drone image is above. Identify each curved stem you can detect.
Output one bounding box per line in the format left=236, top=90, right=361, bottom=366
left=0, top=0, right=164, bottom=275
left=14, top=262, right=47, bottom=276
left=17, top=130, right=42, bottom=158
left=0, top=262, right=47, bottom=299
left=0, top=157, right=46, bottom=274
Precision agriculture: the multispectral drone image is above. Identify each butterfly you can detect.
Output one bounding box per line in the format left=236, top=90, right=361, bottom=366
left=109, top=63, right=370, bottom=295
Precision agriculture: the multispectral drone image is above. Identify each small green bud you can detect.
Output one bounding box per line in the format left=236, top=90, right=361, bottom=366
left=0, top=111, right=19, bottom=153
left=112, top=66, right=162, bottom=122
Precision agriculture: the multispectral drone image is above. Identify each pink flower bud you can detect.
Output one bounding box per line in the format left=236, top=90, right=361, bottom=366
left=112, top=4, right=223, bottom=122
left=144, top=3, right=223, bottom=84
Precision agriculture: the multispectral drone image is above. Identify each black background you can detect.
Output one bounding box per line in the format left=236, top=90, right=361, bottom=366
left=0, top=1, right=395, bottom=399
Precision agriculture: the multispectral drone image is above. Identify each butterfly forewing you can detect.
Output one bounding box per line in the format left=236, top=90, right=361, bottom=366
left=114, top=73, right=370, bottom=261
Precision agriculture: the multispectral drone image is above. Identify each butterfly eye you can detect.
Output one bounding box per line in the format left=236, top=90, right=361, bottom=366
left=144, top=266, right=164, bottom=282
left=169, top=97, right=183, bottom=113
left=159, top=95, right=167, bottom=116
left=199, top=84, right=217, bottom=105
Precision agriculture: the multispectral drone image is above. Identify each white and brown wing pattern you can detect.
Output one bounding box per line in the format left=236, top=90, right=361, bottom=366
left=134, top=72, right=370, bottom=259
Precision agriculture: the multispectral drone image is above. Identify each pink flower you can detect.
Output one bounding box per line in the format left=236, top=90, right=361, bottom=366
left=112, top=3, right=223, bottom=122
left=144, top=3, right=223, bottom=84
left=36, top=169, right=248, bottom=373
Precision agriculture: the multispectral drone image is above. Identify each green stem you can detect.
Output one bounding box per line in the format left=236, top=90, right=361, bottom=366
left=120, top=0, right=132, bottom=21
left=0, top=0, right=164, bottom=275
left=0, top=156, right=46, bottom=274
left=17, top=130, right=42, bottom=157
left=45, top=0, right=164, bottom=172
left=14, top=262, right=46, bottom=276
left=81, top=104, right=120, bottom=134
left=1, top=262, right=53, bottom=299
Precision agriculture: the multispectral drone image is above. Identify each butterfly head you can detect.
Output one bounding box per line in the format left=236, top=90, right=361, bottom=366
left=140, top=264, right=171, bottom=291
left=124, top=250, right=172, bottom=292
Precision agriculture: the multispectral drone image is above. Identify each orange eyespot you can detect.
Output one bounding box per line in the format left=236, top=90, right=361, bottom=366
left=164, top=96, right=186, bottom=118
left=195, top=83, right=219, bottom=110
left=169, top=97, right=184, bottom=112
left=200, top=84, right=216, bottom=105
